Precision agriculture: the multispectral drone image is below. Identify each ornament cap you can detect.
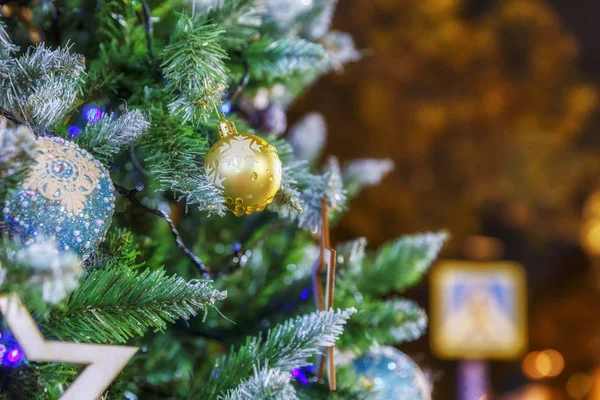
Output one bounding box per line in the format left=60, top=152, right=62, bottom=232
left=217, top=118, right=238, bottom=137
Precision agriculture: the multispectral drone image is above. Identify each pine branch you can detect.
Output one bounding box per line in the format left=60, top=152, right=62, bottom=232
left=43, top=266, right=226, bottom=343
left=294, top=367, right=375, bottom=400
left=299, top=158, right=346, bottom=231
left=359, top=232, right=448, bottom=295
left=0, top=240, right=82, bottom=308
left=287, top=113, right=327, bottom=164
left=244, top=37, right=327, bottom=82
left=0, top=21, right=19, bottom=58
left=139, top=106, right=227, bottom=215
left=85, top=227, right=143, bottom=270
left=202, top=0, right=262, bottom=49
left=2, top=363, right=79, bottom=400
left=343, top=158, right=394, bottom=199
left=197, top=308, right=355, bottom=398
left=160, top=14, right=229, bottom=123
left=1, top=43, right=86, bottom=127
left=339, top=299, right=427, bottom=349
left=269, top=157, right=346, bottom=230
left=0, top=124, right=36, bottom=200
left=76, top=109, right=150, bottom=164
left=221, top=364, right=297, bottom=400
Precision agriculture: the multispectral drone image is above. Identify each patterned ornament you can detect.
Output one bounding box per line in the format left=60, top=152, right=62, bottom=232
left=204, top=119, right=282, bottom=216
left=353, top=346, right=432, bottom=400
left=2, top=137, right=115, bottom=258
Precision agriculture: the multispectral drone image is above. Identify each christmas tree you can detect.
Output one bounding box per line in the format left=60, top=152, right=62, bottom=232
left=0, top=1, right=446, bottom=398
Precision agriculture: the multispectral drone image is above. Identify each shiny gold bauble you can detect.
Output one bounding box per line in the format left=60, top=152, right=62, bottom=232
left=204, top=120, right=282, bottom=216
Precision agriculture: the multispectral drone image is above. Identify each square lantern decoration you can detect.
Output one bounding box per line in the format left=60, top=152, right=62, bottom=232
left=430, top=261, right=527, bottom=360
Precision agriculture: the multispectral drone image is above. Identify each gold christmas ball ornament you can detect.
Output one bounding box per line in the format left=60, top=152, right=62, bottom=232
left=204, top=119, right=282, bottom=216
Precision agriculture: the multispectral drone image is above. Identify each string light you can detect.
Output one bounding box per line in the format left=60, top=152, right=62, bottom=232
left=67, top=125, right=81, bottom=138
left=83, top=105, right=103, bottom=123
left=220, top=102, right=232, bottom=114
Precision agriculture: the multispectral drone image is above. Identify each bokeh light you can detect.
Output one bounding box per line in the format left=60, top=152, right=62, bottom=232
left=581, top=192, right=600, bottom=255
left=542, top=350, right=564, bottom=377
left=67, top=125, right=81, bottom=138
left=7, top=348, right=21, bottom=363
left=522, top=350, right=564, bottom=380
left=566, top=373, right=592, bottom=399
left=83, top=105, right=103, bottom=123
left=221, top=102, right=232, bottom=114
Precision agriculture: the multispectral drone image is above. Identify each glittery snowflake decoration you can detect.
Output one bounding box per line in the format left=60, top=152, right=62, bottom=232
left=22, top=137, right=101, bottom=214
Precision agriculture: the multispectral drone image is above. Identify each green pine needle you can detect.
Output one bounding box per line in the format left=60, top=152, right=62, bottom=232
left=244, top=37, right=327, bottom=82
left=160, top=14, right=229, bottom=122
left=360, top=232, right=448, bottom=295
left=340, top=299, right=427, bottom=349
left=43, top=266, right=226, bottom=343
left=197, top=308, right=355, bottom=398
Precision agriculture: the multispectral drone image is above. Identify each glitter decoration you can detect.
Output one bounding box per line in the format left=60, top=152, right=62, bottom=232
left=353, top=346, right=432, bottom=400
left=2, top=137, right=115, bottom=258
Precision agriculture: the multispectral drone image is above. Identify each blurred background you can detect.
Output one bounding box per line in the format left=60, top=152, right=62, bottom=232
left=290, top=0, right=600, bottom=399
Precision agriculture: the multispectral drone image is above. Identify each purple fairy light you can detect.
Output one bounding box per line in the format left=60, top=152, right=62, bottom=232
left=4, top=347, right=23, bottom=366
left=83, top=105, right=103, bottom=123
left=291, top=366, right=311, bottom=385
left=7, top=348, right=21, bottom=363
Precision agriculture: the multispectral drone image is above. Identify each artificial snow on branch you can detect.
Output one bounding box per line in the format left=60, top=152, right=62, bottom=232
left=0, top=124, right=36, bottom=183
left=296, top=157, right=346, bottom=231
left=322, top=31, right=362, bottom=71
left=198, top=308, right=355, bottom=398
left=287, top=112, right=327, bottom=163
left=0, top=239, right=82, bottom=305
left=343, top=158, right=395, bottom=198
left=1, top=43, right=86, bottom=127
left=140, top=108, right=227, bottom=215
left=200, top=0, right=263, bottom=49
left=0, top=21, right=18, bottom=57
left=77, top=109, right=151, bottom=164
left=244, top=37, right=327, bottom=82
left=221, top=364, right=297, bottom=400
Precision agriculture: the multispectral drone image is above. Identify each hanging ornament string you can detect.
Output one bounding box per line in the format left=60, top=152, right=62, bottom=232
left=203, top=89, right=283, bottom=217
left=311, top=198, right=337, bottom=390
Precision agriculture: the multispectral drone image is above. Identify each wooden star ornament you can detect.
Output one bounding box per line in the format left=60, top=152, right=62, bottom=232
left=0, top=293, right=138, bottom=400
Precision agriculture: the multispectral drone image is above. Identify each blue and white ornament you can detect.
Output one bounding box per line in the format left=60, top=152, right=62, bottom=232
left=2, top=137, right=114, bottom=258
left=353, top=346, right=431, bottom=400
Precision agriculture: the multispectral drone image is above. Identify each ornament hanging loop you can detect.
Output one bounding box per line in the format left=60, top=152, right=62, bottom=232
left=217, top=118, right=238, bottom=137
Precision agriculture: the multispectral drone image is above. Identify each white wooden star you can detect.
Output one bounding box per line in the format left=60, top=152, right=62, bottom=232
left=0, top=293, right=138, bottom=400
